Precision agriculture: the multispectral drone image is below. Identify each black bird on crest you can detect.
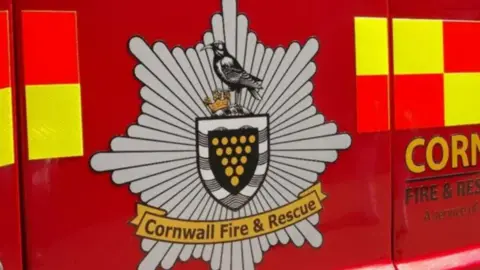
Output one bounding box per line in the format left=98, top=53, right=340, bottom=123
left=202, top=41, right=263, bottom=106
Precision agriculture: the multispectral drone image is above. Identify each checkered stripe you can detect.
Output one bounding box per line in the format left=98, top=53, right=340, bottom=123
left=355, top=17, right=480, bottom=132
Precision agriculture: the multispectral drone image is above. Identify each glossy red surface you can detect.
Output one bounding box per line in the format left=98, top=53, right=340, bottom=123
left=443, top=22, right=480, bottom=73
left=22, top=11, right=80, bottom=85
left=393, top=74, right=445, bottom=130
left=390, top=0, right=480, bottom=268
left=356, top=75, right=390, bottom=133
left=14, top=0, right=392, bottom=269
left=0, top=162, right=22, bottom=270
left=0, top=1, right=23, bottom=270
left=0, top=166, right=22, bottom=270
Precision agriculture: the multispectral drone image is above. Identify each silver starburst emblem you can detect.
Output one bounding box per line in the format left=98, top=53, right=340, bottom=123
left=90, top=0, right=352, bottom=269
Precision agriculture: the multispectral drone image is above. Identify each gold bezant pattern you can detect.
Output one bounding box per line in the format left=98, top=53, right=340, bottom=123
left=212, top=135, right=257, bottom=187
left=241, top=156, right=247, bottom=164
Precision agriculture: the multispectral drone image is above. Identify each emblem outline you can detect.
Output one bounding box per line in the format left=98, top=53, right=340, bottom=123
left=195, top=113, right=271, bottom=211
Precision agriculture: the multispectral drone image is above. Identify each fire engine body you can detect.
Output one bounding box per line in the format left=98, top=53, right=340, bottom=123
left=2, top=0, right=480, bottom=269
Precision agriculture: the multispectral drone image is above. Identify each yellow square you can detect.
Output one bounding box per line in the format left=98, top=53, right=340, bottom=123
left=393, top=18, right=444, bottom=75
left=0, top=87, right=14, bottom=166
left=26, top=84, right=84, bottom=160
left=444, top=73, right=480, bottom=126
left=354, top=17, right=389, bottom=75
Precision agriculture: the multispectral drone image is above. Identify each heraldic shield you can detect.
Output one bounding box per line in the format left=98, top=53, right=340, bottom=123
left=196, top=115, right=269, bottom=211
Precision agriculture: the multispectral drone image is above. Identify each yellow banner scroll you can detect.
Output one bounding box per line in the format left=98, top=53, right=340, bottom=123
left=131, top=183, right=326, bottom=244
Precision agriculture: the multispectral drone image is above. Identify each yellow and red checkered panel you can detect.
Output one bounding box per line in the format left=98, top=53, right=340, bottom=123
left=0, top=11, right=14, bottom=167
left=354, top=17, right=390, bottom=133
left=22, top=11, right=84, bottom=160
left=393, top=18, right=480, bottom=130
left=355, top=17, right=480, bottom=132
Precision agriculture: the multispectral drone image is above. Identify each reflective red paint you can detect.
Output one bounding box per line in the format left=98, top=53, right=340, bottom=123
left=393, top=74, right=445, bottom=130
left=22, top=11, right=79, bottom=85
left=356, top=75, right=390, bottom=133
left=443, top=21, right=480, bottom=73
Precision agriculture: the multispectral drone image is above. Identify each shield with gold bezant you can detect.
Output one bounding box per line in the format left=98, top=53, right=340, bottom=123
left=196, top=114, right=269, bottom=210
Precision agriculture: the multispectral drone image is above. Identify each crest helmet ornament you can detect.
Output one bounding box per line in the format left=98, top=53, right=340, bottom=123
left=89, top=0, right=352, bottom=269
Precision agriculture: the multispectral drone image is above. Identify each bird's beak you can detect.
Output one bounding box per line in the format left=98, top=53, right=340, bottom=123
left=201, top=44, right=213, bottom=51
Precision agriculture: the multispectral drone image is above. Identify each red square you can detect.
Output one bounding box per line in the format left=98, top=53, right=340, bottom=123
left=0, top=11, right=10, bottom=89
left=22, top=11, right=79, bottom=85
left=356, top=75, right=390, bottom=133
left=444, top=21, right=480, bottom=73
left=394, top=74, right=444, bottom=130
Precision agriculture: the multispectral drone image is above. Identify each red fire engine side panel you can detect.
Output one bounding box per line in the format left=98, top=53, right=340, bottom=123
left=14, top=0, right=392, bottom=269
left=390, top=0, right=480, bottom=269
left=0, top=1, right=22, bottom=270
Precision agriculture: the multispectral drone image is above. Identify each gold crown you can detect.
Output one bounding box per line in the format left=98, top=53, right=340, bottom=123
left=204, top=91, right=230, bottom=113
